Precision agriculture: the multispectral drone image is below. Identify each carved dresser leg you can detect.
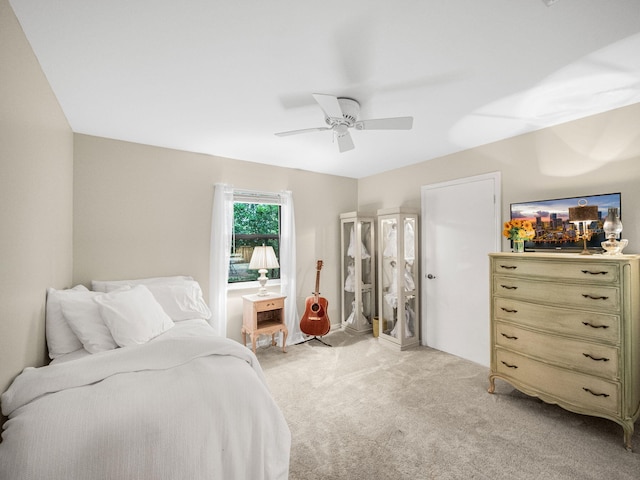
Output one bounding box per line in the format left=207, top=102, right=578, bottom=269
left=488, top=375, right=496, bottom=394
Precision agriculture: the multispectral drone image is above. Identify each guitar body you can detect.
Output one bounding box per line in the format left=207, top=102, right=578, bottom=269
left=300, top=296, right=331, bottom=337
left=300, top=260, right=331, bottom=337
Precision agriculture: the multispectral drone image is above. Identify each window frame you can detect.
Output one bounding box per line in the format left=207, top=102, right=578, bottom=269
left=227, top=190, right=282, bottom=290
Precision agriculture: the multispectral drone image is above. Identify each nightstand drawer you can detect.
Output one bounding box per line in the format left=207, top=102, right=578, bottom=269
left=253, top=297, right=285, bottom=313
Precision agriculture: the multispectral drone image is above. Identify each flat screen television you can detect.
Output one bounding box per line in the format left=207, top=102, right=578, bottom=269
left=509, top=192, right=621, bottom=252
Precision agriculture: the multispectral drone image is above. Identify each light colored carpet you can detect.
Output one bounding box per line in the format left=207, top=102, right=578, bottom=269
left=258, top=329, right=640, bottom=480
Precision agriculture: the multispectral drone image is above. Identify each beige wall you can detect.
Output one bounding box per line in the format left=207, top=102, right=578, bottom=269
left=0, top=0, right=74, bottom=395
left=67, top=104, right=640, bottom=348
left=359, top=103, right=640, bottom=253
left=73, top=134, right=357, bottom=342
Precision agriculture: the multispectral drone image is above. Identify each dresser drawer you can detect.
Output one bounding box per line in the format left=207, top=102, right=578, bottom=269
left=495, top=349, right=620, bottom=415
left=492, top=258, right=620, bottom=284
left=493, top=276, right=620, bottom=312
left=494, top=298, right=620, bottom=344
left=495, top=322, right=619, bottom=379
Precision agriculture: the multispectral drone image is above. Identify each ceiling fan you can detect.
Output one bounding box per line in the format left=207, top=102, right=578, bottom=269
left=275, top=93, right=413, bottom=153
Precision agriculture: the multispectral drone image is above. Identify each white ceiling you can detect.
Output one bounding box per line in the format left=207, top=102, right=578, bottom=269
left=10, top=0, right=640, bottom=179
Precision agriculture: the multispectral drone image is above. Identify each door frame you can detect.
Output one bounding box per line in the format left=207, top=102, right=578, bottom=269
left=419, top=172, right=502, bottom=354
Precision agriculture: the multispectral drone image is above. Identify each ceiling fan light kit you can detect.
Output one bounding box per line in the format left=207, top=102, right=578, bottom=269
left=275, top=93, right=413, bottom=153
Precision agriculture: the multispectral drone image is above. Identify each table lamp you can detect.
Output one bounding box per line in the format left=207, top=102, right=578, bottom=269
left=249, top=245, right=280, bottom=295
left=568, top=200, right=599, bottom=255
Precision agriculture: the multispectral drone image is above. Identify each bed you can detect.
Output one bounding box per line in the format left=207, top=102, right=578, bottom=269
left=0, top=276, right=291, bottom=480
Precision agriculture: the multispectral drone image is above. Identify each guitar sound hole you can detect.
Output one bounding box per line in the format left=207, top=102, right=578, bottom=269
left=311, top=303, right=320, bottom=312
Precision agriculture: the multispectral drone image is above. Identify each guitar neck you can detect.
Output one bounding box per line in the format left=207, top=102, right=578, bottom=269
left=314, top=269, right=321, bottom=297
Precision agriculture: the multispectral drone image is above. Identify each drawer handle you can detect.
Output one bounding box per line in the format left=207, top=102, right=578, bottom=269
left=500, top=360, right=518, bottom=369
left=583, top=353, right=609, bottom=362
left=582, top=294, right=609, bottom=301
left=581, top=270, right=609, bottom=276
left=500, top=333, right=518, bottom=340
left=499, top=265, right=518, bottom=270
left=582, top=387, right=610, bottom=398
left=500, top=285, right=518, bottom=290
left=581, top=322, right=609, bottom=330
left=500, top=307, right=518, bottom=313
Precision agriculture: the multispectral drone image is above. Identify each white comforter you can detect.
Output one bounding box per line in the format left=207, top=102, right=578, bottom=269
left=0, top=320, right=290, bottom=480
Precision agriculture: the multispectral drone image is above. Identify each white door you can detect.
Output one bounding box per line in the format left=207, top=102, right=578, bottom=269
left=420, top=172, right=501, bottom=367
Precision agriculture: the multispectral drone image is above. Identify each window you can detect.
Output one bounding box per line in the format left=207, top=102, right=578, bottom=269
left=228, top=197, right=281, bottom=284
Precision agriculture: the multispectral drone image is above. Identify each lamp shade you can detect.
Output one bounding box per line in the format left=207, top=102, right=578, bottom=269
left=249, top=245, right=280, bottom=270
left=568, top=205, right=598, bottom=223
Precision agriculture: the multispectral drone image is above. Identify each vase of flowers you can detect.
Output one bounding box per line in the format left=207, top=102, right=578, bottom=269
left=503, top=219, right=535, bottom=253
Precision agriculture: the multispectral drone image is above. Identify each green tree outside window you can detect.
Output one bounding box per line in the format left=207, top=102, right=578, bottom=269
left=229, top=203, right=281, bottom=283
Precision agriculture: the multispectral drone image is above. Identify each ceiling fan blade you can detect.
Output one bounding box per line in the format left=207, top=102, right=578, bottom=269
left=355, top=116, right=413, bottom=130
left=275, top=126, right=331, bottom=137
left=336, top=132, right=355, bottom=153
left=312, top=93, right=344, bottom=119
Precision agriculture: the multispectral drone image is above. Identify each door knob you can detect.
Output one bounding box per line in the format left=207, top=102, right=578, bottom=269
left=427, top=274, right=436, bottom=279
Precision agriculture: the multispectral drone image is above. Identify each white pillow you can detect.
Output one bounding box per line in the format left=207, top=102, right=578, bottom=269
left=94, top=285, right=175, bottom=347
left=91, top=275, right=194, bottom=293
left=146, top=281, right=212, bottom=321
left=59, top=291, right=119, bottom=354
left=45, top=285, right=89, bottom=359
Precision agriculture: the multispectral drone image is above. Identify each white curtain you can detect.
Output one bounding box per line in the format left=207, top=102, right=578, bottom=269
left=209, top=184, right=234, bottom=336
left=279, top=190, right=304, bottom=345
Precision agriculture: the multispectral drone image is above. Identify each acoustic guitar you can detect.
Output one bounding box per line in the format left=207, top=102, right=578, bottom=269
left=300, top=260, right=331, bottom=337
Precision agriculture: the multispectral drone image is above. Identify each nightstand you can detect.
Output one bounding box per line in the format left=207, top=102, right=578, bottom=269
left=241, top=293, right=288, bottom=353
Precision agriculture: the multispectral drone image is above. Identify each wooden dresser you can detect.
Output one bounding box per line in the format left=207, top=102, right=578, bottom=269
left=488, top=252, right=640, bottom=450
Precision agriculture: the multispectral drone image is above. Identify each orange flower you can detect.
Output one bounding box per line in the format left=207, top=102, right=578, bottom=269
left=503, top=219, right=535, bottom=241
